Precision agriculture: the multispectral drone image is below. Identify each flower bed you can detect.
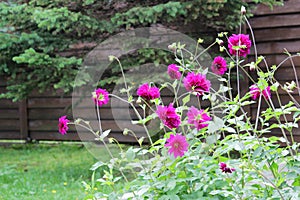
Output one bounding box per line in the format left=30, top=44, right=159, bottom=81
left=59, top=7, right=300, bottom=199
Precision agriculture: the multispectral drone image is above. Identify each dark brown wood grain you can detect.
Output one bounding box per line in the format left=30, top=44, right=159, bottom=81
left=252, top=0, right=300, bottom=16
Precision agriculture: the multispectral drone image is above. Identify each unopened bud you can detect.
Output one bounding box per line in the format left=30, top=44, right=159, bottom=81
left=219, top=46, right=225, bottom=52
left=284, top=81, right=296, bottom=92
left=241, top=6, right=246, bottom=15
left=168, top=43, right=177, bottom=52
left=216, top=38, right=224, bottom=46
left=108, top=138, right=114, bottom=143
left=136, top=98, right=142, bottom=104
left=249, top=62, right=256, bottom=71
left=197, top=38, right=204, bottom=44
left=108, top=55, right=115, bottom=62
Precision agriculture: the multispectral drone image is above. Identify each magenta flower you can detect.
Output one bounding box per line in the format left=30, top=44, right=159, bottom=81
left=165, top=133, right=189, bottom=158
left=183, top=72, right=211, bottom=96
left=58, top=116, right=69, bottom=135
left=92, top=88, right=110, bottom=106
left=219, top=162, right=235, bottom=173
left=167, top=64, right=181, bottom=80
left=187, top=106, right=211, bottom=130
left=156, top=103, right=181, bottom=129
left=228, top=34, right=252, bottom=57
left=137, top=83, right=160, bottom=100
left=249, top=84, right=271, bottom=100
left=211, top=56, right=227, bottom=75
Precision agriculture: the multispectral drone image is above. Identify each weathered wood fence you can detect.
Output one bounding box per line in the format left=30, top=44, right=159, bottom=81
left=1, top=0, right=300, bottom=142
left=248, top=0, right=300, bottom=142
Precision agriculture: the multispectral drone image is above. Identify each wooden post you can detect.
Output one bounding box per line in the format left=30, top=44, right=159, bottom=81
left=19, top=99, right=30, bottom=142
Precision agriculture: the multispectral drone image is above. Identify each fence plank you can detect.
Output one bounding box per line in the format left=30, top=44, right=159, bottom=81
left=252, top=0, right=300, bottom=16
left=253, top=41, right=300, bottom=55
left=19, top=99, right=29, bottom=140
left=254, top=27, right=300, bottom=42
left=0, top=131, right=24, bottom=139
left=0, top=119, right=20, bottom=131
left=251, top=14, right=300, bottom=29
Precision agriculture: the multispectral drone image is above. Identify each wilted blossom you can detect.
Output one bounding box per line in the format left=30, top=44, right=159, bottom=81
left=219, top=162, right=235, bottom=173
left=137, top=83, right=160, bottom=100
left=183, top=72, right=211, bottom=96
left=228, top=34, right=252, bottom=57
left=156, top=103, right=181, bottom=129
left=165, top=133, right=189, bottom=158
left=249, top=84, right=271, bottom=100
left=211, top=56, right=227, bottom=75
left=58, top=116, right=69, bottom=135
left=92, top=88, right=110, bottom=106
left=187, top=106, right=211, bottom=130
left=167, top=64, right=182, bottom=80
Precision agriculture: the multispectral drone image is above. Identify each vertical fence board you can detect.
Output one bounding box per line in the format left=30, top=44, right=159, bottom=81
left=19, top=99, right=29, bottom=140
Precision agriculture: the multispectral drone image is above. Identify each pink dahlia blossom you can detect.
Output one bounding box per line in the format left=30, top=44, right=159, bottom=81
left=92, top=88, right=110, bottom=106
left=165, top=133, right=189, bottom=158
left=249, top=84, right=271, bottom=100
left=137, top=83, right=160, bottom=100
left=219, top=162, right=236, bottom=173
left=211, top=56, right=227, bottom=75
left=156, top=103, right=181, bottom=129
left=183, top=72, right=211, bottom=96
left=167, top=64, right=181, bottom=80
left=228, top=34, right=252, bottom=57
left=58, top=115, right=69, bottom=135
left=187, top=106, right=211, bottom=130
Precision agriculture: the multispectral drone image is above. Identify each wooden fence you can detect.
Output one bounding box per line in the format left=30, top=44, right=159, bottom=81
left=1, top=0, right=300, bottom=143
left=248, top=0, right=300, bottom=142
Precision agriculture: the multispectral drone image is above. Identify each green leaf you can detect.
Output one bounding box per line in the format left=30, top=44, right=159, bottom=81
left=206, top=134, right=220, bottom=145
left=125, top=147, right=135, bottom=161
left=182, top=94, right=190, bottom=105
left=292, top=176, right=300, bottom=186
left=99, top=129, right=111, bottom=141
left=90, top=161, right=105, bottom=171
left=208, top=116, right=224, bottom=133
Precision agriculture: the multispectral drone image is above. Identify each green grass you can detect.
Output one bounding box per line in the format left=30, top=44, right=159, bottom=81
left=0, top=143, right=108, bottom=200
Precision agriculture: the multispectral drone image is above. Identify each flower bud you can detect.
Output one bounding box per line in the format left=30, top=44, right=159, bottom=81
left=197, top=38, right=204, bottom=44
left=249, top=62, right=256, bottom=71
left=219, top=46, right=225, bottom=52
left=168, top=43, right=177, bottom=52
left=284, top=81, right=296, bottom=92
left=241, top=6, right=246, bottom=15
left=108, top=55, right=115, bottom=62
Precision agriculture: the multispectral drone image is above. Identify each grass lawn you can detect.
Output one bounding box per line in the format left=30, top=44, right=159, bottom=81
left=0, top=142, right=107, bottom=200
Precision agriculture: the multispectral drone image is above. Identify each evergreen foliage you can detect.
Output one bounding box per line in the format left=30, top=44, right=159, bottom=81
left=0, top=0, right=283, bottom=101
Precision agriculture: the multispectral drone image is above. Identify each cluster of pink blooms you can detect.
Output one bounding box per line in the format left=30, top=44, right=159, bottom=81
left=156, top=103, right=181, bottom=129
left=249, top=84, right=271, bottom=100
left=165, top=133, right=189, bottom=158
left=136, top=83, right=160, bottom=100
left=58, top=33, right=256, bottom=169
left=219, top=162, right=236, bottom=173
left=58, top=88, right=110, bottom=135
